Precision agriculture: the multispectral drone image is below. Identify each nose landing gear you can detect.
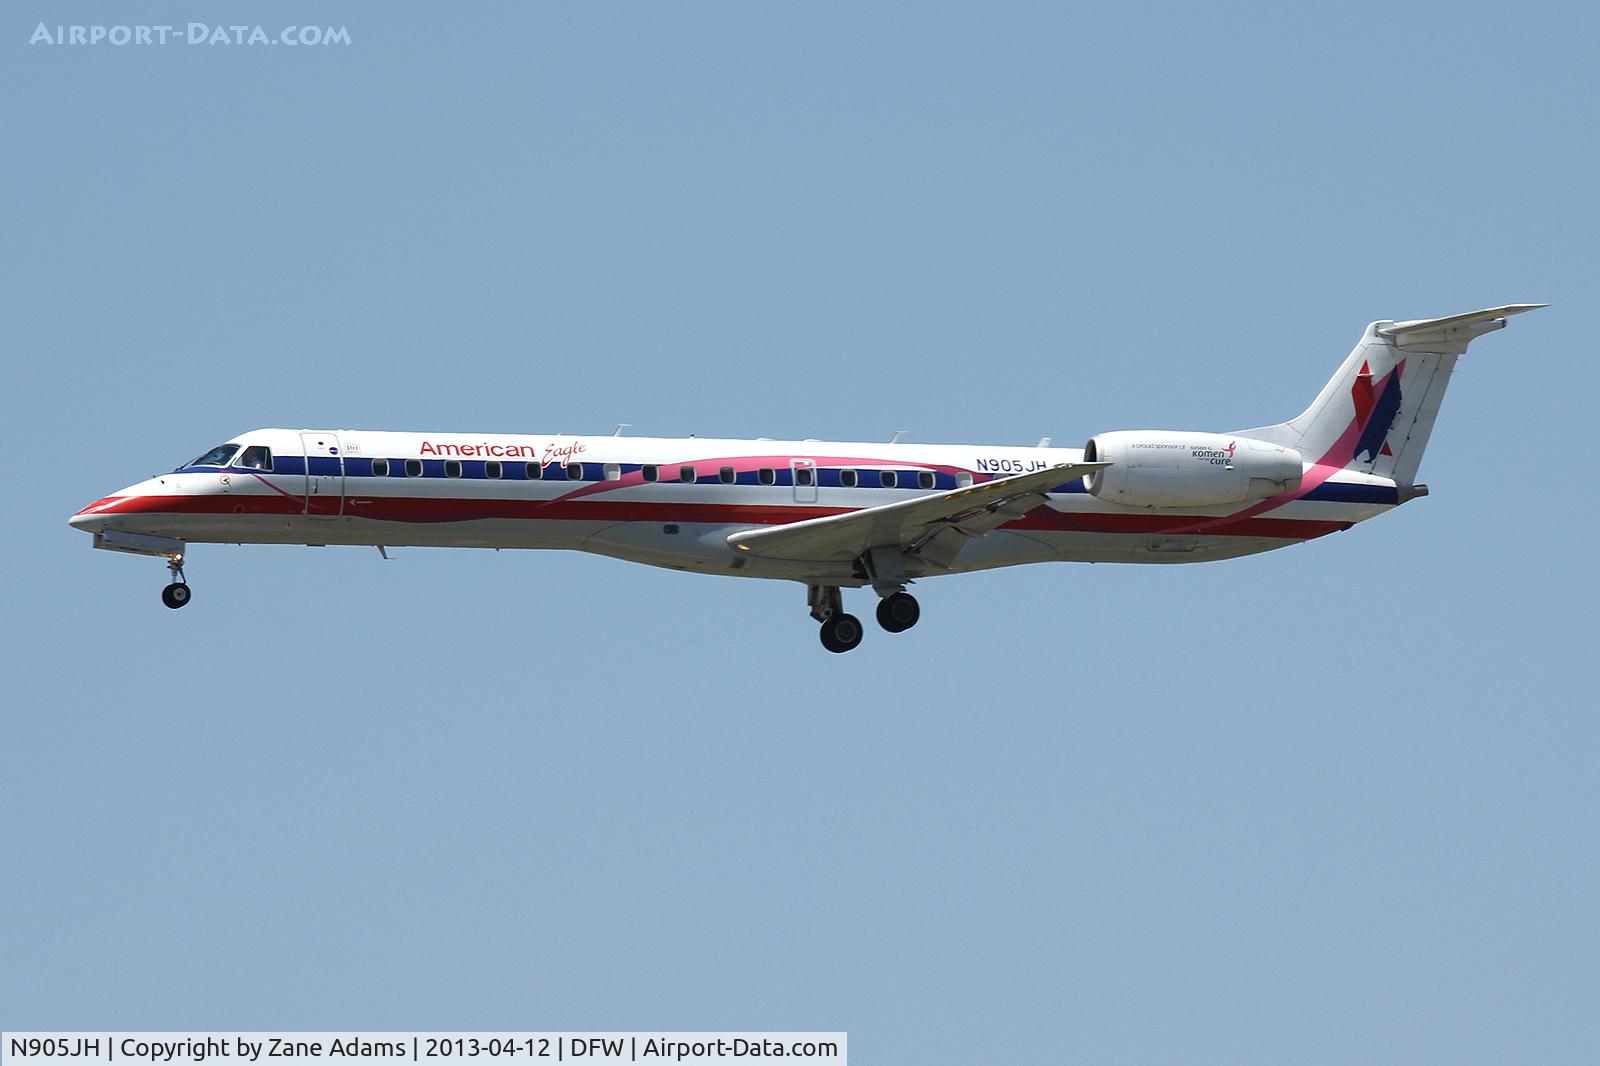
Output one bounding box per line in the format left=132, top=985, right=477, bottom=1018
left=161, top=555, right=191, bottom=609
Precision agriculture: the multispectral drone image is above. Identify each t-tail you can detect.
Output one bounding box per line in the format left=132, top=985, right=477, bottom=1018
left=1236, top=304, right=1545, bottom=490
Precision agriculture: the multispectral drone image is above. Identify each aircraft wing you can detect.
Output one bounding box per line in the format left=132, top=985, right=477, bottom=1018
left=727, top=461, right=1109, bottom=564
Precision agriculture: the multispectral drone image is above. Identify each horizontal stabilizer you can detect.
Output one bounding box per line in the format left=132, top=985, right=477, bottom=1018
left=1378, top=304, right=1546, bottom=352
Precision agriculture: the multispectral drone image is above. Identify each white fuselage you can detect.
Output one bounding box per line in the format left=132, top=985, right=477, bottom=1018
left=70, top=427, right=1398, bottom=588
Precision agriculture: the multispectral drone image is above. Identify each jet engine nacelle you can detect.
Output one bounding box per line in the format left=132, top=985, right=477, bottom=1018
left=1082, top=431, right=1303, bottom=508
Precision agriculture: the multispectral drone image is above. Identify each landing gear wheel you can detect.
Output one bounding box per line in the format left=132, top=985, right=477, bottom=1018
left=820, top=612, right=864, bottom=654
left=161, top=582, right=191, bottom=609
left=876, top=591, right=920, bottom=633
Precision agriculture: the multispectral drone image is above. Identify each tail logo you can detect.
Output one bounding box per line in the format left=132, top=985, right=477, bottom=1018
left=1350, top=360, right=1404, bottom=463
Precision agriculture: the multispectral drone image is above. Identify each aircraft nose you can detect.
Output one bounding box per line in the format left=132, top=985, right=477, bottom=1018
left=69, top=496, right=120, bottom=533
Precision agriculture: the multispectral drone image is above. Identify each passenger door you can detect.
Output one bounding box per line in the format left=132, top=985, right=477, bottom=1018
left=299, top=431, right=345, bottom=517
left=791, top=458, right=818, bottom=504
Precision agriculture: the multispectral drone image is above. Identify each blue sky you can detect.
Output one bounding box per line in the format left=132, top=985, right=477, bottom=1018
left=3, top=3, right=1597, bottom=1062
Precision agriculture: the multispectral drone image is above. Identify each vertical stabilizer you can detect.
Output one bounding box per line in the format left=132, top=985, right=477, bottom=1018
left=1236, top=305, right=1543, bottom=487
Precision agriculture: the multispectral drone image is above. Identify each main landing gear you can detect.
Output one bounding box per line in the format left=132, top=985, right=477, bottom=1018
left=876, top=591, right=920, bottom=633
left=161, top=554, right=191, bottom=609
left=808, top=584, right=921, bottom=653
left=820, top=612, right=864, bottom=654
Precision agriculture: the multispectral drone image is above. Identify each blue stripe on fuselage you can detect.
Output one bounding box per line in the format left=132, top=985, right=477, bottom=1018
left=176, top=459, right=1397, bottom=506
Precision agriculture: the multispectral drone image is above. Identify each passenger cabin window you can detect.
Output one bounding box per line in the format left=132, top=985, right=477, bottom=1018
left=526, top=462, right=543, bottom=479
left=880, top=470, right=897, bottom=488
left=185, top=444, right=238, bottom=469
left=840, top=469, right=858, bottom=488
left=720, top=466, right=736, bottom=484
left=485, top=460, right=502, bottom=479
left=405, top=459, right=423, bottom=477
left=758, top=468, right=775, bottom=485
left=445, top=460, right=462, bottom=478
left=642, top=464, right=659, bottom=483
left=372, top=458, right=390, bottom=477
left=680, top=465, right=696, bottom=483
left=566, top=462, right=584, bottom=480
left=236, top=446, right=274, bottom=471
left=795, top=467, right=815, bottom=487
left=919, top=471, right=935, bottom=489
left=604, top=463, right=621, bottom=481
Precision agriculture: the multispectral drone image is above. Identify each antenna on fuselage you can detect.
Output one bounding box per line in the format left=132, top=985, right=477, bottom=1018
left=613, top=424, right=631, bottom=436
left=1036, top=437, right=1052, bottom=448
left=889, top=430, right=909, bottom=444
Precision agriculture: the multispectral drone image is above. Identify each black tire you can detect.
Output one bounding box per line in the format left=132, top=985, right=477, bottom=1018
left=820, top=612, right=864, bottom=653
left=161, top=583, right=191, bottom=609
left=876, top=592, right=920, bottom=633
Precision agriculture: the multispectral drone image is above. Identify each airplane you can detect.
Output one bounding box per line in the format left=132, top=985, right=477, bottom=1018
left=69, top=304, right=1541, bottom=652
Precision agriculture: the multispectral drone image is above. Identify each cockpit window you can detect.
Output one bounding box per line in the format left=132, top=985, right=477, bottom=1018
left=236, top=446, right=273, bottom=471
left=185, top=444, right=239, bottom=468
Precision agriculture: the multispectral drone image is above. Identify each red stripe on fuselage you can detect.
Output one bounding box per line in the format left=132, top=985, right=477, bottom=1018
left=89, top=493, right=1349, bottom=540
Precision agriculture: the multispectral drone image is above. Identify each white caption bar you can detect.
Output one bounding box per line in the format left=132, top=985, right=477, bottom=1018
left=2, top=1035, right=846, bottom=1066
